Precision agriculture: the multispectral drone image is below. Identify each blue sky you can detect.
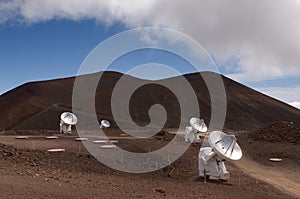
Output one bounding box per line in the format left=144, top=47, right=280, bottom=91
left=0, top=1, right=299, bottom=109
left=0, top=20, right=126, bottom=93
left=0, top=21, right=202, bottom=92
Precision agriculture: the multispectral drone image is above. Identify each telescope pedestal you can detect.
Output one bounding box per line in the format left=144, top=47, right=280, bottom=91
left=185, top=126, right=200, bottom=143
left=198, top=147, right=229, bottom=180
left=60, top=120, right=72, bottom=134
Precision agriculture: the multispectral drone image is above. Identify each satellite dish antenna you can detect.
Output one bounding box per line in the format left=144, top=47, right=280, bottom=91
left=208, top=131, right=242, bottom=161
left=185, top=117, right=207, bottom=143
left=59, top=112, right=78, bottom=134
left=198, top=131, right=242, bottom=180
left=61, top=112, right=78, bottom=125
left=100, top=120, right=110, bottom=129
left=190, top=117, right=208, bottom=132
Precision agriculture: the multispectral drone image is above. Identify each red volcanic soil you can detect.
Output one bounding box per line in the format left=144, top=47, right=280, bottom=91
left=0, top=71, right=299, bottom=132
left=0, top=129, right=295, bottom=198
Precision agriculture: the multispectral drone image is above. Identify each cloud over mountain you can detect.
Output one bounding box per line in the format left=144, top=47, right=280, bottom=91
left=290, top=101, right=300, bottom=109
left=1, top=0, right=300, bottom=83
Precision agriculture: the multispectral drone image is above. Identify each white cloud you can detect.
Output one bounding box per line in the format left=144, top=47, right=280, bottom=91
left=0, top=0, right=158, bottom=24
left=258, top=86, right=300, bottom=109
left=1, top=0, right=300, bottom=83
left=0, top=0, right=22, bottom=23
left=290, top=101, right=300, bottom=109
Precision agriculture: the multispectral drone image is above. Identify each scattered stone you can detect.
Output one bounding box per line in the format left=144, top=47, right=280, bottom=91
left=155, top=188, right=166, bottom=194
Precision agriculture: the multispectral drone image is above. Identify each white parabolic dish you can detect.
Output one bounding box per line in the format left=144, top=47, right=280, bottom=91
left=101, top=120, right=110, bottom=128
left=190, top=117, right=208, bottom=132
left=208, top=131, right=242, bottom=161
left=61, top=112, right=78, bottom=125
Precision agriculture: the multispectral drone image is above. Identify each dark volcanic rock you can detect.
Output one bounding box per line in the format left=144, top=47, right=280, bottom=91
left=249, top=121, right=300, bottom=144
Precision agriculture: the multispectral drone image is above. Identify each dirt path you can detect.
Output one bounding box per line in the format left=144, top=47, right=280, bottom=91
left=235, top=157, right=300, bottom=197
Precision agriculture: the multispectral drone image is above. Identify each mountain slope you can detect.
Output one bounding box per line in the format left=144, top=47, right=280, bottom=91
left=0, top=71, right=299, bottom=131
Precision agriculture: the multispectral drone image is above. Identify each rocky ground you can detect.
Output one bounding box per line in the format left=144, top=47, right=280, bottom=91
left=1, top=127, right=298, bottom=198
left=249, top=121, right=300, bottom=144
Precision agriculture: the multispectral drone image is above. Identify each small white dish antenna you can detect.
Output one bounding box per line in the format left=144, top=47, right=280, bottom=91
left=100, top=120, right=110, bottom=129
left=61, top=112, right=78, bottom=125
left=198, top=131, right=242, bottom=180
left=185, top=117, right=207, bottom=143
left=190, top=117, right=208, bottom=133
left=60, top=112, right=78, bottom=134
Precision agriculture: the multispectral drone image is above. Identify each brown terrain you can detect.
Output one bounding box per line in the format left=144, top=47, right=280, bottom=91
left=0, top=72, right=300, bottom=198
left=0, top=71, right=299, bottom=131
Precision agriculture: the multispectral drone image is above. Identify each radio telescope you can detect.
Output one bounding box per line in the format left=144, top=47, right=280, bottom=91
left=198, top=131, right=242, bottom=180
left=100, top=120, right=110, bottom=129
left=185, top=117, right=207, bottom=143
left=59, top=112, right=78, bottom=134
